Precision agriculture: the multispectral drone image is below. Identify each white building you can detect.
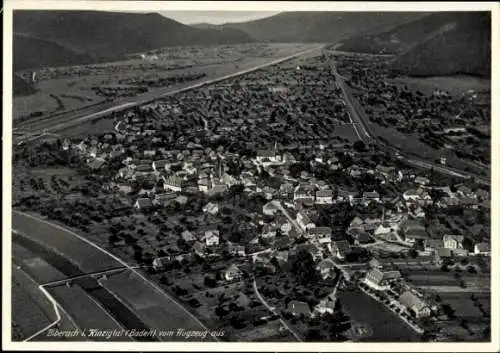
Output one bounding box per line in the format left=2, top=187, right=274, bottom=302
left=296, top=211, right=315, bottom=231
left=315, top=189, right=333, bottom=204
left=443, top=234, right=464, bottom=250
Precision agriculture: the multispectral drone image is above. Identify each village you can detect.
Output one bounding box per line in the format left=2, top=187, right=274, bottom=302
left=12, top=51, right=491, bottom=342
left=336, top=54, right=491, bottom=168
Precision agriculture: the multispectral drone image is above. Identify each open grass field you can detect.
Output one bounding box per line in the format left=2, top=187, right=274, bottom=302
left=338, top=289, right=421, bottom=342
left=332, top=123, right=364, bottom=143
left=369, top=122, right=487, bottom=176
left=13, top=43, right=316, bottom=121
left=58, top=117, right=116, bottom=138
left=388, top=76, right=491, bottom=97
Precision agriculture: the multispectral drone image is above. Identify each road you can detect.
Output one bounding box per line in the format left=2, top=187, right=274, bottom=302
left=329, top=57, right=490, bottom=186
left=252, top=280, right=302, bottom=342
left=270, top=200, right=303, bottom=236
left=12, top=210, right=218, bottom=341
left=14, top=45, right=325, bottom=144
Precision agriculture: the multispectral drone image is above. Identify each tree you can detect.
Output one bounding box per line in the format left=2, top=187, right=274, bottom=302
left=408, top=248, right=418, bottom=258
left=467, top=266, right=477, bottom=274
left=353, top=140, right=366, bottom=152
left=108, top=233, right=120, bottom=246
left=204, top=276, right=217, bottom=288
left=288, top=250, right=319, bottom=285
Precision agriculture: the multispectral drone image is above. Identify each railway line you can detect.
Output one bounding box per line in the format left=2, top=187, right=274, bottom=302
left=329, top=55, right=490, bottom=186
left=13, top=45, right=325, bottom=144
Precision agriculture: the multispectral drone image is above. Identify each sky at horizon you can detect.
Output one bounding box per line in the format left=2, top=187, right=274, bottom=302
left=160, top=11, right=280, bottom=25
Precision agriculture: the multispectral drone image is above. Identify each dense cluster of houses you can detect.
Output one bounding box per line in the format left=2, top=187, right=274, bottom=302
left=54, top=52, right=491, bottom=332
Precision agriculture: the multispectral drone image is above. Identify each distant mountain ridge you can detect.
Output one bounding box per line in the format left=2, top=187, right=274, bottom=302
left=13, top=10, right=253, bottom=71
left=193, top=12, right=429, bottom=43
left=338, top=12, right=491, bottom=77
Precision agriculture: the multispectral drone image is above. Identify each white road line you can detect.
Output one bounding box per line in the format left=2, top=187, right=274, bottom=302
left=13, top=210, right=217, bottom=341
left=347, top=112, right=363, bottom=141
left=24, top=285, right=61, bottom=342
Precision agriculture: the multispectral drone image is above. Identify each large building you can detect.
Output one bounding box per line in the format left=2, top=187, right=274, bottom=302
left=364, top=268, right=401, bottom=290
left=398, top=290, right=432, bottom=318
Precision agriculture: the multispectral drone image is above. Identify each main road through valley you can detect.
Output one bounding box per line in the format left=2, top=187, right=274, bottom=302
left=14, top=45, right=325, bottom=144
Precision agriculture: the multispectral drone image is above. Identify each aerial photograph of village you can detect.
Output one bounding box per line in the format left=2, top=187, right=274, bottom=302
left=7, top=4, right=494, bottom=348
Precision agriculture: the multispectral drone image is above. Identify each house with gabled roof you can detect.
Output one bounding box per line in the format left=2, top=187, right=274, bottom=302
left=312, top=293, right=337, bottom=317
left=198, top=227, right=220, bottom=246
left=308, top=227, right=332, bottom=244
left=152, top=159, right=170, bottom=172
left=152, top=256, right=174, bottom=271
left=134, top=198, right=153, bottom=210
left=474, top=242, right=490, bottom=256
left=227, top=242, right=246, bottom=257
left=398, top=290, right=432, bottom=318
left=293, top=183, right=315, bottom=203
left=362, top=190, right=380, bottom=205
left=414, top=176, right=430, bottom=186
left=163, top=175, right=182, bottom=192
left=315, top=189, right=333, bottom=204
left=193, top=241, right=206, bottom=257
left=316, top=258, right=337, bottom=280
left=364, top=268, right=401, bottom=290
left=223, top=264, right=243, bottom=281
left=297, top=210, right=315, bottom=231
left=331, top=240, right=351, bottom=261
left=287, top=300, right=311, bottom=317
left=443, top=234, right=464, bottom=250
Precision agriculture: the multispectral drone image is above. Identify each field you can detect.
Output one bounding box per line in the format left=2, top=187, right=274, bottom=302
left=13, top=230, right=149, bottom=342
left=11, top=265, right=54, bottom=341
left=47, top=284, right=130, bottom=341
left=12, top=211, right=123, bottom=273
left=434, top=292, right=490, bottom=341
left=100, top=269, right=213, bottom=341
left=366, top=119, right=487, bottom=176
left=232, top=320, right=292, bottom=341
left=58, top=117, right=116, bottom=138
left=331, top=124, right=364, bottom=143
left=388, top=76, right=491, bottom=97
left=11, top=240, right=94, bottom=342
left=338, top=289, right=421, bottom=342
left=406, top=270, right=490, bottom=293
left=13, top=43, right=316, bottom=121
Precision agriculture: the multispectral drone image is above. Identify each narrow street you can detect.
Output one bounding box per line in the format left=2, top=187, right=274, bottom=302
left=252, top=280, right=303, bottom=342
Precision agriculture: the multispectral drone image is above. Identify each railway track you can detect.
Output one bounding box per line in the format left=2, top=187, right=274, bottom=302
left=14, top=45, right=325, bottom=143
